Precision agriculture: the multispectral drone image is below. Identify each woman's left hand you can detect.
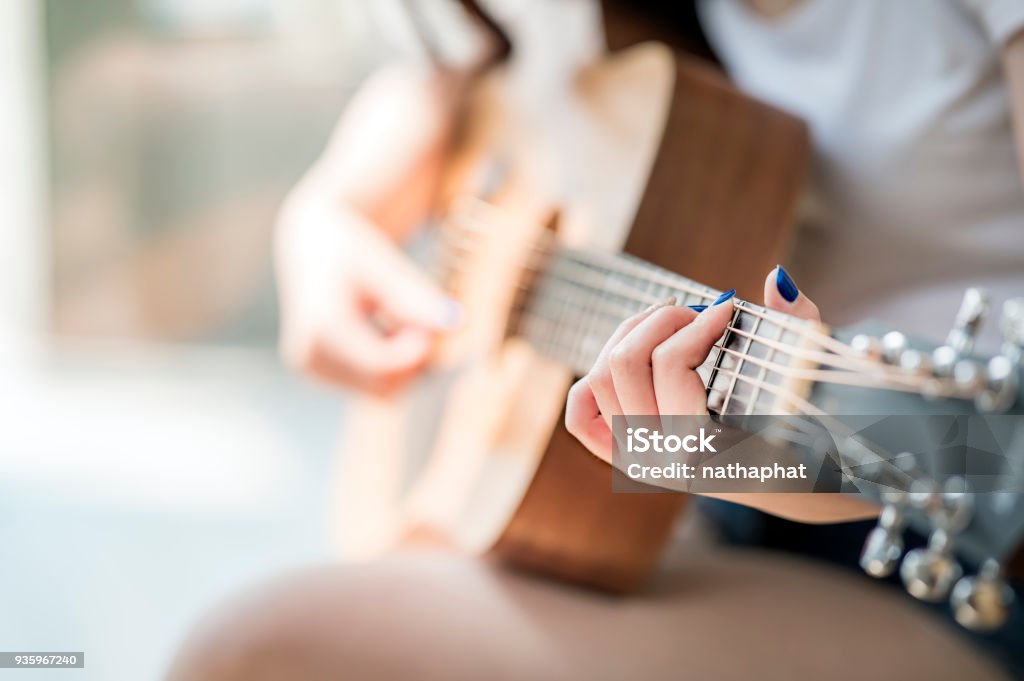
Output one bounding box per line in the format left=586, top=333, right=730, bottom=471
left=565, top=266, right=819, bottom=464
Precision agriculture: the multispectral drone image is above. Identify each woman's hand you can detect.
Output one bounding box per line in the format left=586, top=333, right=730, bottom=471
left=275, top=65, right=464, bottom=395
left=566, top=266, right=819, bottom=464
left=276, top=204, right=461, bottom=396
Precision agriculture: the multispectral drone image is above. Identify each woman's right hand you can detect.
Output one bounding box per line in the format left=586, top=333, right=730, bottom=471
left=275, top=65, right=464, bottom=396
left=275, top=201, right=461, bottom=396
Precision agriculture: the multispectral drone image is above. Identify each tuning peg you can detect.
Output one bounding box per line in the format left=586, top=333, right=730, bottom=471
left=860, top=493, right=906, bottom=578
left=901, top=528, right=963, bottom=602
left=1000, top=298, right=1024, bottom=365
left=898, top=349, right=931, bottom=375
left=936, top=476, right=973, bottom=533
left=953, top=359, right=985, bottom=393
left=951, top=559, right=1015, bottom=631
left=881, top=331, right=908, bottom=363
left=851, top=334, right=882, bottom=360
left=946, top=288, right=989, bottom=356
left=976, top=354, right=1020, bottom=413
left=932, top=345, right=958, bottom=377
left=907, top=478, right=942, bottom=513
left=972, top=298, right=1024, bottom=413
left=901, top=477, right=971, bottom=601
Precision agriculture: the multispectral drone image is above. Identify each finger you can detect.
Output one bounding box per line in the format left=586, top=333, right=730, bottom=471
left=764, top=265, right=820, bottom=322
left=565, top=378, right=614, bottom=463
left=651, top=297, right=735, bottom=414
left=357, top=230, right=463, bottom=331
left=608, top=306, right=699, bottom=415
left=282, top=310, right=433, bottom=395
left=595, top=295, right=681, bottom=362
left=589, top=296, right=678, bottom=428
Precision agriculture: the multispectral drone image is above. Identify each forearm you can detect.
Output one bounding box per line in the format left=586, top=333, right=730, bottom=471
left=288, top=64, right=461, bottom=243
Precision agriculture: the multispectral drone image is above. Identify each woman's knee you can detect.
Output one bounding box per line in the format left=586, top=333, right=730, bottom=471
left=165, top=553, right=558, bottom=681
left=165, top=566, right=360, bottom=681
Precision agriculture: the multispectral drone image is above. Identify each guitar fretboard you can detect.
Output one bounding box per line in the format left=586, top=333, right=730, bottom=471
left=513, top=249, right=819, bottom=417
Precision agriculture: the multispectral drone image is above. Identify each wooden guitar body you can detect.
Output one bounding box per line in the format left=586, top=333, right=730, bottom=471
left=335, top=45, right=810, bottom=592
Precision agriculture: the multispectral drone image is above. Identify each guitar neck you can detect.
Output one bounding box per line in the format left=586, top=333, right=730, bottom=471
left=514, top=248, right=822, bottom=416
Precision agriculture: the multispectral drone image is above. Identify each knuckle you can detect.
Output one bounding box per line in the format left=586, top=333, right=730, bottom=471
left=607, top=343, right=636, bottom=372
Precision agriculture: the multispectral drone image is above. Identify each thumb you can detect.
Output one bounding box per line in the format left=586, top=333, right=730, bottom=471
left=764, top=265, right=820, bottom=322
left=357, top=236, right=463, bottom=331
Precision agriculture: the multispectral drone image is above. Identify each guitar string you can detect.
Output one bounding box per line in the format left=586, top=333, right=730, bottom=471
left=546, top=258, right=956, bottom=388
left=518, top=277, right=969, bottom=400
left=543, top=255, right=812, bottom=350
left=559, top=248, right=856, bottom=357
left=495, top=242, right=961, bottom=399
left=445, top=198, right=864, bottom=355
left=438, top=211, right=963, bottom=397
left=497, top=242, right=890, bottom=376
left=520, top=302, right=966, bottom=402
left=442, top=217, right=852, bottom=365
left=446, top=227, right=959, bottom=397
left=519, top=292, right=962, bottom=398
left=523, top=266, right=952, bottom=392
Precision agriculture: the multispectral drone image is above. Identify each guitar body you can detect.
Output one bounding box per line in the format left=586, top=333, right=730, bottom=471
left=335, top=45, right=811, bottom=592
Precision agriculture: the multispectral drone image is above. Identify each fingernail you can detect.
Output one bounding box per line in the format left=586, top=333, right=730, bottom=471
left=713, top=289, right=736, bottom=306
left=440, top=298, right=464, bottom=328
left=643, top=295, right=677, bottom=313
left=775, top=265, right=799, bottom=303
left=687, top=305, right=707, bottom=313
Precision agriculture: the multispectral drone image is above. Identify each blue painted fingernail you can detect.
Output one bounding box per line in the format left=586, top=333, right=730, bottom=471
left=776, top=265, right=799, bottom=303
left=713, top=289, right=736, bottom=306
left=688, top=305, right=707, bottom=313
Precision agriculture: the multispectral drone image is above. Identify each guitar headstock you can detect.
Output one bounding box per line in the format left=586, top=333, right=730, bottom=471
left=832, top=289, right=1024, bottom=415
left=807, top=290, right=1024, bottom=631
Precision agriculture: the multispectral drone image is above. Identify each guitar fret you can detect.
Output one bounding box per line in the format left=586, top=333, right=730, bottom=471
left=573, top=261, right=603, bottom=369
left=721, top=309, right=760, bottom=416
left=561, top=260, right=580, bottom=363
left=747, top=319, right=785, bottom=415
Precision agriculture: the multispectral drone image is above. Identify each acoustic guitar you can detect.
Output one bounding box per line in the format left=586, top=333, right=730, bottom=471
left=336, top=39, right=803, bottom=588
left=333, top=18, right=1024, bottom=633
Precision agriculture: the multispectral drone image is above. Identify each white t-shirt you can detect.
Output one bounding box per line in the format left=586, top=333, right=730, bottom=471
left=698, top=0, right=1024, bottom=350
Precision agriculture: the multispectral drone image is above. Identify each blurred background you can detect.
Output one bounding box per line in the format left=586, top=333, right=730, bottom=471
left=0, top=1, right=432, bottom=678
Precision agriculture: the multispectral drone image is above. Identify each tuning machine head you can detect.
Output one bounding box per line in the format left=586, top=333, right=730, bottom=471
left=946, top=288, right=989, bottom=356
left=851, top=333, right=882, bottom=361
left=970, top=297, right=1024, bottom=413
left=1000, top=298, right=1024, bottom=365
left=951, top=559, right=1015, bottom=632
left=900, top=477, right=973, bottom=602
left=975, top=354, right=1020, bottom=413
left=901, top=529, right=963, bottom=602
left=860, top=497, right=906, bottom=578
left=881, top=331, right=908, bottom=364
